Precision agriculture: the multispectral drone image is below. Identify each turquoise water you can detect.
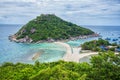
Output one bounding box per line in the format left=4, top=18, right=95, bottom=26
left=0, top=24, right=66, bottom=64
left=0, top=25, right=120, bottom=64
left=70, top=25, right=120, bottom=63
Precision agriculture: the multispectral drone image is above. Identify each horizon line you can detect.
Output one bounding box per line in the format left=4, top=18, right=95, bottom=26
left=0, top=23, right=120, bottom=26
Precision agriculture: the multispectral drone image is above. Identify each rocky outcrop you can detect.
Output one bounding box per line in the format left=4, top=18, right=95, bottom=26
left=9, top=33, right=100, bottom=43
left=9, top=35, right=33, bottom=43
left=69, top=33, right=100, bottom=41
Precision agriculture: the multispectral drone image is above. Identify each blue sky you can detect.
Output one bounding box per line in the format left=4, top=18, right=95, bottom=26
left=0, top=0, right=120, bottom=25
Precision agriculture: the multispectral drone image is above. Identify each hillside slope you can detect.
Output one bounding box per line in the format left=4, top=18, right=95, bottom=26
left=10, top=14, right=95, bottom=43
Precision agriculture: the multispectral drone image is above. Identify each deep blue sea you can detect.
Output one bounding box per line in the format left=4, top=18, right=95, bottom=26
left=0, top=24, right=120, bottom=64
left=67, top=25, right=120, bottom=46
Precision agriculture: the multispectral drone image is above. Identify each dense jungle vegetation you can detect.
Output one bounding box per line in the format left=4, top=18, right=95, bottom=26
left=15, top=14, right=94, bottom=42
left=0, top=51, right=120, bottom=80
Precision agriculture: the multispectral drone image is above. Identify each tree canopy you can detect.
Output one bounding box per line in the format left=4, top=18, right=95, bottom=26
left=81, top=39, right=118, bottom=51
left=14, top=14, right=94, bottom=42
left=0, top=51, right=120, bottom=80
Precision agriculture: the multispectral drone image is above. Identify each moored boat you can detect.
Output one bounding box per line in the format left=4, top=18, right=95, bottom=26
left=112, top=39, right=118, bottom=41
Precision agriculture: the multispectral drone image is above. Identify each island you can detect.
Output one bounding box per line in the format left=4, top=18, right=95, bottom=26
left=9, top=14, right=98, bottom=43
left=81, top=38, right=120, bottom=52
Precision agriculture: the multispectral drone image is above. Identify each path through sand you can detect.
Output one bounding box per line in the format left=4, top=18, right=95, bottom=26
left=54, top=42, right=99, bottom=62
left=32, top=42, right=119, bottom=62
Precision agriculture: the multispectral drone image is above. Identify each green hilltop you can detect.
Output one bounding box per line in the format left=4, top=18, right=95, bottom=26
left=11, top=14, right=94, bottom=43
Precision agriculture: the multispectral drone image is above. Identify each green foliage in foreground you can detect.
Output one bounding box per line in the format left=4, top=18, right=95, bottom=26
left=16, top=14, right=94, bottom=42
left=0, top=51, right=120, bottom=80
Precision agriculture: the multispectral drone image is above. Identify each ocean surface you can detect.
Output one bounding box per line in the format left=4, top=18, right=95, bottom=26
left=0, top=24, right=66, bottom=64
left=0, top=24, right=120, bottom=64
left=67, top=25, right=120, bottom=46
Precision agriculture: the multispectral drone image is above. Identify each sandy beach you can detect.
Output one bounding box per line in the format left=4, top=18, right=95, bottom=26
left=31, top=42, right=119, bottom=62
left=54, top=42, right=99, bottom=62
left=54, top=42, right=71, bottom=60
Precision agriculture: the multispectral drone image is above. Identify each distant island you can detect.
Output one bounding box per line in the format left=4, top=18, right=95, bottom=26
left=9, top=14, right=98, bottom=43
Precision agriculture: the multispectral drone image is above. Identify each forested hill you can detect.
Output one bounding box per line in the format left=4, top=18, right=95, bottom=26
left=11, top=14, right=94, bottom=43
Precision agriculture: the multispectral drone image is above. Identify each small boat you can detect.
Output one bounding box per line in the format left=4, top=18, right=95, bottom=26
left=112, top=39, right=118, bottom=41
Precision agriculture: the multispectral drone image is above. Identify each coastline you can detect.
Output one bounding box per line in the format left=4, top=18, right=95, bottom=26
left=54, top=42, right=73, bottom=61
left=54, top=42, right=119, bottom=62
left=9, top=34, right=101, bottom=62
left=9, top=33, right=100, bottom=43
left=55, top=42, right=99, bottom=62
left=27, top=42, right=99, bottom=62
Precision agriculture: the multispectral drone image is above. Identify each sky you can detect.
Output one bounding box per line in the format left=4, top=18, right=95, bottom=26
left=0, top=0, right=120, bottom=26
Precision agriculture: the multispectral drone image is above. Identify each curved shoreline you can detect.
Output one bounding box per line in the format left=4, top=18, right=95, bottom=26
left=54, top=42, right=72, bottom=61
left=55, top=42, right=119, bottom=63
left=54, top=42, right=98, bottom=62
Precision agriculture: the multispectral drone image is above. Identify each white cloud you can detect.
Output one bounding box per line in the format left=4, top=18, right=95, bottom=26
left=0, top=0, right=120, bottom=25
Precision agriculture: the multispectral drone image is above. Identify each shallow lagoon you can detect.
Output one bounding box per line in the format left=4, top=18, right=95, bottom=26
left=0, top=24, right=66, bottom=64
left=0, top=25, right=120, bottom=64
